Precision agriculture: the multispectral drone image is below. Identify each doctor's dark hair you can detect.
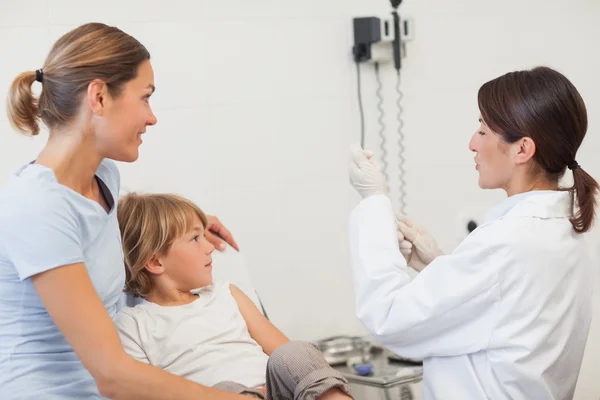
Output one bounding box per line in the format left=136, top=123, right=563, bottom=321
left=117, top=193, right=208, bottom=298
left=478, top=66, right=599, bottom=233
left=6, top=22, right=150, bottom=136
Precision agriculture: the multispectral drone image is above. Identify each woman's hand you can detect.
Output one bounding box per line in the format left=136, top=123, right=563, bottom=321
left=397, top=214, right=443, bottom=271
left=205, top=215, right=240, bottom=251
left=349, top=144, right=388, bottom=199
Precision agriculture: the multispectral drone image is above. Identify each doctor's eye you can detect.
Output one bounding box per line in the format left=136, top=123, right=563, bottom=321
left=478, top=131, right=486, bottom=136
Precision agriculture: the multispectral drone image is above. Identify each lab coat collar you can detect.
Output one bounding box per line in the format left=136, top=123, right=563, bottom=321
left=484, top=190, right=571, bottom=224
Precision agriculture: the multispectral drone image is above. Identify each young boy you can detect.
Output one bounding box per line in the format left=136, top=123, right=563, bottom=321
left=115, top=193, right=353, bottom=400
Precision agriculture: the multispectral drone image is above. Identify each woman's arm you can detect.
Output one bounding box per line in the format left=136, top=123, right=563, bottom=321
left=229, top=284, right=289, bottom=355
left=32, top=263, right=247, bottom=400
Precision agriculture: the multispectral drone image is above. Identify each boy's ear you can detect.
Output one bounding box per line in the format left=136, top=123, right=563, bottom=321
left=144, top=254, right=165, bottom=275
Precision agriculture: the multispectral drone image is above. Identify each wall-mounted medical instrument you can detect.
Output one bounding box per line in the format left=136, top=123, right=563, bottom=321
left=351, top=0, right=414, bottom=214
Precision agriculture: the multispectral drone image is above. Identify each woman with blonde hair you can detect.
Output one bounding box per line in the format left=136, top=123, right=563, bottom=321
left=0, top=22, right=243, bottom=399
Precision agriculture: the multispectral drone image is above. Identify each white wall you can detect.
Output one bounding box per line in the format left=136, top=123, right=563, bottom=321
left=1, top=0, right=599, bottom=398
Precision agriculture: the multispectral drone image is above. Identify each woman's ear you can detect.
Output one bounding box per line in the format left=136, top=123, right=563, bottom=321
left=513, top=137, right=536, bottom=165
left=87, top=79, right=109, bottom=116
left=144, top=254, right=165, bottom=276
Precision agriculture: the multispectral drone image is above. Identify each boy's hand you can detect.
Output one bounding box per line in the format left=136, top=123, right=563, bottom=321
left=205, top=215, right=240, bottom=251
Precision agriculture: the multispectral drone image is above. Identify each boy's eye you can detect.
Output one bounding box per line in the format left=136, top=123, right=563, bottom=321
left=192, top=235, right=200, bottom=242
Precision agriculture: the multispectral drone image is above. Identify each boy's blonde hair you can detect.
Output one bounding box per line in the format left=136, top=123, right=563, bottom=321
left=117, top=193, right=208, bottom=297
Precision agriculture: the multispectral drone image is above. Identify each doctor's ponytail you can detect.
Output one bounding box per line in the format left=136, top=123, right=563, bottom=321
left=569, top=166, right=599, bottom=233
left=478, top=66, right=599, bottom=234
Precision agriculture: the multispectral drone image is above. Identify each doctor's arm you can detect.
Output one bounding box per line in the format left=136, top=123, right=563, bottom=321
left=32, top=264, right=248, bottom=400
left=349, top=194, right=503, bottom=359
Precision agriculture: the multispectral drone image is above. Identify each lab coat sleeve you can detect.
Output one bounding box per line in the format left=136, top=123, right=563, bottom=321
left=349, top=195, right=502, bottom=359
left=114, top=311, right=151, bottom=364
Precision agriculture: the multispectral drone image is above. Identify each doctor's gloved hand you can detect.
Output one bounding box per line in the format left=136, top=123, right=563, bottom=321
left=349, top=144, right=388, bottom=199
left=398, top=235, right=413, bottom=262
left=396, top=214, right=443, bottom=272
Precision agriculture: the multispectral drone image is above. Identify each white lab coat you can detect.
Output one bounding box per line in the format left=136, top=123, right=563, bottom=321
left=348, top=191, right=594, bottom=400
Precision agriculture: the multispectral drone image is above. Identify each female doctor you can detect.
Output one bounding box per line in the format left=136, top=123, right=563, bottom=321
left=348, top=66, right=599, bottom=400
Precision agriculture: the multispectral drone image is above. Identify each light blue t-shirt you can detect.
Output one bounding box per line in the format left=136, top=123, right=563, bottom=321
left=0, top=159, right=125, bottom=399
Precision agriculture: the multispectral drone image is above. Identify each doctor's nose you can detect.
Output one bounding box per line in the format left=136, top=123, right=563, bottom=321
left=469, top=132, right=478, bottom=152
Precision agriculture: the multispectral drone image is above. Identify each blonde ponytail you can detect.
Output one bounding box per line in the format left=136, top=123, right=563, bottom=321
left=6, top=71, right=40, bottom=136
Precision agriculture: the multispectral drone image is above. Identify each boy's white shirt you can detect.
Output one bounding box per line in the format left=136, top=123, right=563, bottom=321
left=115, top=280, right=269, bottom=388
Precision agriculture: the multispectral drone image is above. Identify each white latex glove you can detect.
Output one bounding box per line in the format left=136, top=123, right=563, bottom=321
left=397, top=231, right=413, bottom=261
left=349, top=144, right=388, bottom=199
left=396, top=214, right=443, bottom=272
